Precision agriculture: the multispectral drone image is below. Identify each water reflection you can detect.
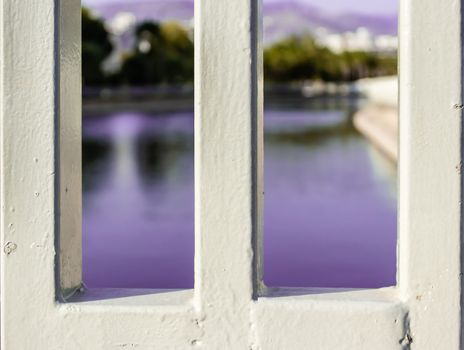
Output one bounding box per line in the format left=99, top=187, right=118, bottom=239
left=264, top=99, right=396, bottom=288
left=136, top=135, right=192, bottom=188
left=83, top=112, right=194, bottom=289
left=83, top=139, right=111, bottom=192
left=82, top=98, right=396, bottom=289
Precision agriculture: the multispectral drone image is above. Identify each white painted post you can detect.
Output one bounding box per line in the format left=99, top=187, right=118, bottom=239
left=58, top=0, right=83, bottom=298
left=1, top=0, right=73, bottom=347
left=1, top=0, right=463, bottom=348
left=398, top=0, right=463, bottom=347
left=194, top=0, right=263, bottom=347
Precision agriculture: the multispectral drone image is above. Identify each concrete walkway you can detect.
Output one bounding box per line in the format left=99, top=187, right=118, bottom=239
left=354, top=104, right=398, bottom=162
left=354, top=76, right=398, bottom=163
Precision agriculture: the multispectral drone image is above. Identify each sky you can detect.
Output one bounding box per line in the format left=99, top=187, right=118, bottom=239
left=83, top=0, right=398, bottom=16
left=267, top=0, right=397, bottom=15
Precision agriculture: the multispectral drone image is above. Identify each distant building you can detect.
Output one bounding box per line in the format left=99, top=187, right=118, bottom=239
left=316, top=27, right=397, bottom=53
left=375, top=35, right=398, bottom=52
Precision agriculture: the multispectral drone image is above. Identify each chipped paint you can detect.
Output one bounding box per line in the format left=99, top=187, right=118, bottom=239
left=3, top=242, right=17, bottom=256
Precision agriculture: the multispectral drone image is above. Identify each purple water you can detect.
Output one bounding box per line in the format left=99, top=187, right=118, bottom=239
left=83, top=98, right=397, bottom=289
left=263, top=104, right=396, bottom=288
left=83, top=111, right=195, bottom=288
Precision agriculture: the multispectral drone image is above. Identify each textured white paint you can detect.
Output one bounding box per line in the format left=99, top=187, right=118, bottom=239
left=193, top=0, right=263, bottom=347
left=1, top=0, right=61, bottom=347
left=254, top=288, right=406, bottom=349
left=398, top=0, right=463, bottom=348
left=1, top=0, right=463, bottom=348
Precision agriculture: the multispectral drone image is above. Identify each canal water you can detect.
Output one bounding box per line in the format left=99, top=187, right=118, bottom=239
left=83, top=97, right=397, bottom=289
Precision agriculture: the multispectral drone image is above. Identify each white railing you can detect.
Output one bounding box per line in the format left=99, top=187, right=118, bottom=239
left=1, top=0, right=463, bottom=348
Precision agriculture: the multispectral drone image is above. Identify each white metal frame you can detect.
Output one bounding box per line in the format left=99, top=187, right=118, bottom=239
left=1, top=0, right=462, bottom=348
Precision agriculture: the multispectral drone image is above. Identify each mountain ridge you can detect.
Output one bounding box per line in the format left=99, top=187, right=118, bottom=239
left=86, top=0, right=397, bottom=42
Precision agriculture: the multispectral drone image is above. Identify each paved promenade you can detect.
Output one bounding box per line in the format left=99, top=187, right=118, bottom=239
left=354, top=104, right=398, bottom=162
left=354, top=76, right=398, bottom=162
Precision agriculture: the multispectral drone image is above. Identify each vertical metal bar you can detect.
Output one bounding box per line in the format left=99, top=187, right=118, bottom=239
left=399, top=0, right=463, bottom=347
left=57, top=0, right=82, bottom=299
left=194, top=0, right=262, bottom=347
left=0, top=0, right=81, bottom=346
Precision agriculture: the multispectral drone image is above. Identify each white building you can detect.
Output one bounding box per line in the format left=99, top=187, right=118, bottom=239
left=316, top=27, right=398, bottom=53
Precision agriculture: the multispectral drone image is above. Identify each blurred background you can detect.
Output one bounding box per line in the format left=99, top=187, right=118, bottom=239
left=82, top=0, right=398, bottom=289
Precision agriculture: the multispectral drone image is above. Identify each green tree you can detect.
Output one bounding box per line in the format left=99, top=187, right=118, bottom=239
left=264, top=34, right=397, bottom=83
left=82, top=7, right=113, bottom=86
left=121, top=21, right=194, bottom=85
